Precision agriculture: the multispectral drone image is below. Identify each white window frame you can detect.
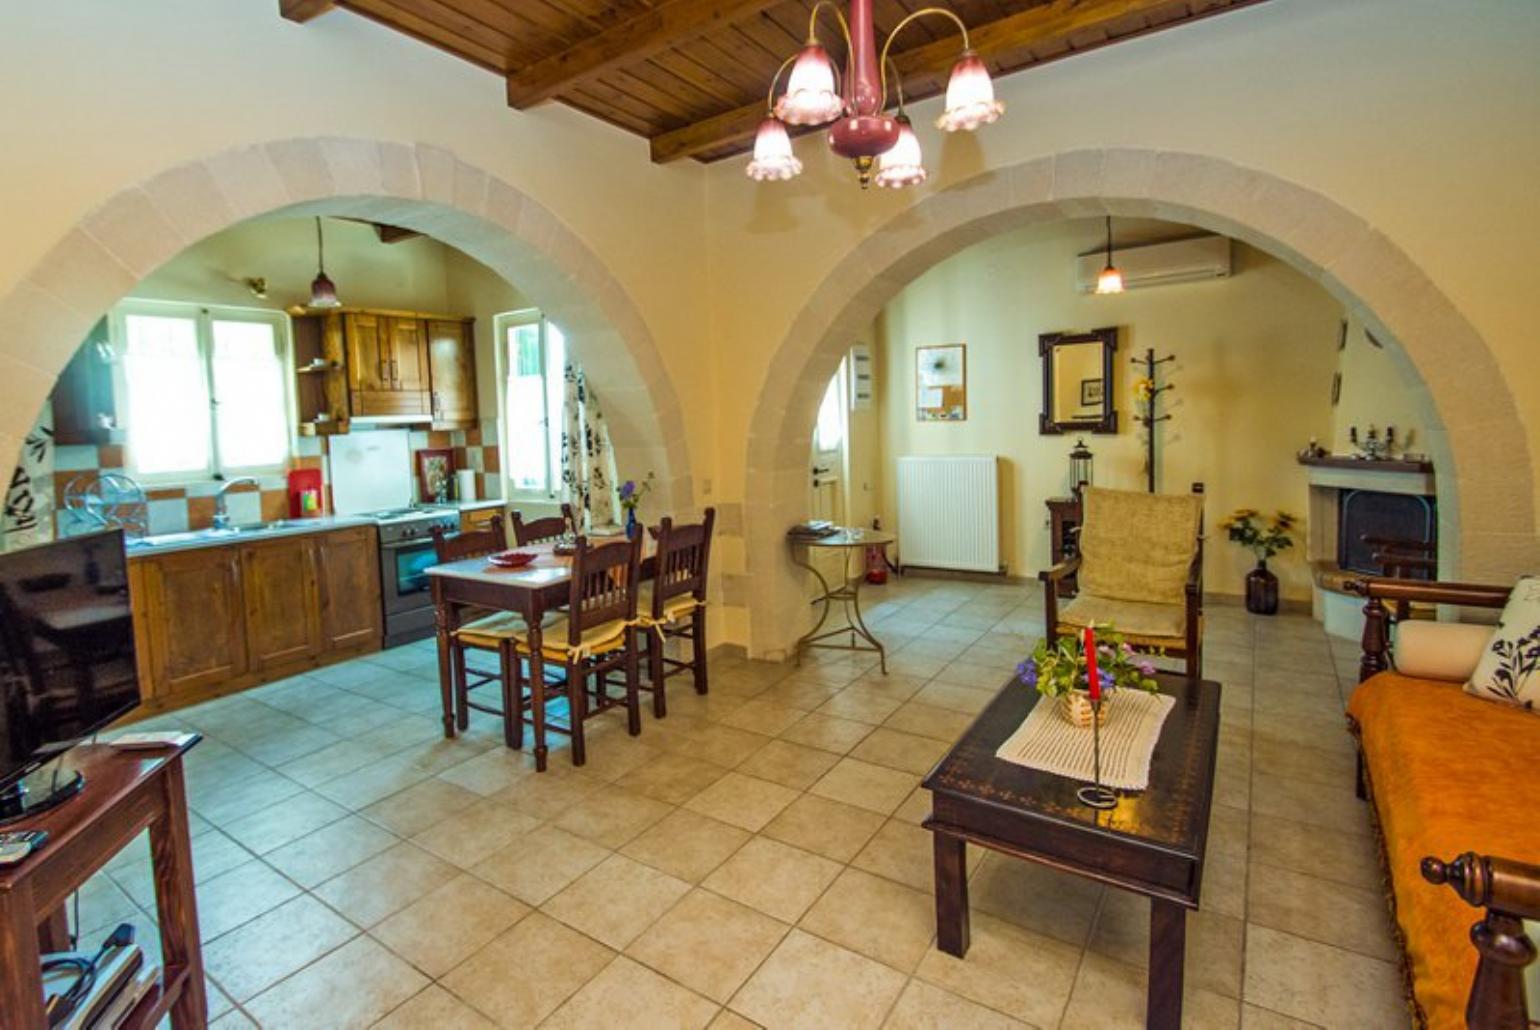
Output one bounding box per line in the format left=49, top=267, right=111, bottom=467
left=493, top=308, right=566, bottom=503
left=109, top=299, right=296, bottom=485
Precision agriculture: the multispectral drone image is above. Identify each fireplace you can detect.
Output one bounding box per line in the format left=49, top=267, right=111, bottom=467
left=1337, top=489, right=1436, bottom=576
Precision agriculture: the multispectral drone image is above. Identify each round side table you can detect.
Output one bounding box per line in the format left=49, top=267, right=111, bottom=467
left=788, top=527, right=895, bottom=674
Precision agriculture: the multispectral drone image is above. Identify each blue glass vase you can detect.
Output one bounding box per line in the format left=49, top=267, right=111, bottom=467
left=625, top=507, right=638, bottom=539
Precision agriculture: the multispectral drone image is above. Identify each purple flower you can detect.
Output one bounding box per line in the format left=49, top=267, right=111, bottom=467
left=1099, top=670, right=1115, bottom=690
left=619, top=480, right=636, bottom=499
left=1137, top=660, right=1157, bottom=677
left=1016, top=660, right=1038, bottom=687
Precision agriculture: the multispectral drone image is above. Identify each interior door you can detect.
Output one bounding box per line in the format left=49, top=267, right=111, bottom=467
left=809, top=362, right=848, bottom=525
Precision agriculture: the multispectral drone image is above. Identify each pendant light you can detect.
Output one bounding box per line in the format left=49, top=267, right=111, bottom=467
left=1095, top=215, right=1124, bottom=295
left=309, top=217, right=340, bottom=309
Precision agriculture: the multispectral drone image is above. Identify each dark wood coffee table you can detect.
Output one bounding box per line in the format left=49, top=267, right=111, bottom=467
left=922, top=672, right=1220, bottom=1030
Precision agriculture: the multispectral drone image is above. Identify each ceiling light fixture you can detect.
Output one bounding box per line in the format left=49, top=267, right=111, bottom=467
left=748, top=0, right=1002, bottom=190
left=309, top=217, right=341, bottom=308
left=1095, top=216, right=1125, bottom=295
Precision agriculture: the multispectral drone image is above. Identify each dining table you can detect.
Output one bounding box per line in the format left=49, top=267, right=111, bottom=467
left=425, top=536, right=656, bottom=762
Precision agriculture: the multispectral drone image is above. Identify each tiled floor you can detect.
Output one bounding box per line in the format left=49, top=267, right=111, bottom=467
left=87, top=577, right=1408, bottom=1028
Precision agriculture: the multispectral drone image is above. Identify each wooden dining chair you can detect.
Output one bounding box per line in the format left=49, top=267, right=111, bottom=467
left=510, top=533, right=642, bottom=771
left=430, top=515, right=521, bottom=742
left=639, top=508, right=715, bottom=718
left=511, top=504, right=575, bottom=546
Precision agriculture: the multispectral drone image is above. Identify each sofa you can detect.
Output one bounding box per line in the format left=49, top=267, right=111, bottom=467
left=1346, top=577, right=1540, bottom=1029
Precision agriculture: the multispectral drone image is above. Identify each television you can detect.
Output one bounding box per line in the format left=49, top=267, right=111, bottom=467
left=0, top=528, right=140, bottom=823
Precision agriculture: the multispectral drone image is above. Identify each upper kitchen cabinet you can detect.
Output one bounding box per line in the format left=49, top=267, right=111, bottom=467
left=427, top=318, right=478, bottom=428
left=344, top=311, right=430, bottom=418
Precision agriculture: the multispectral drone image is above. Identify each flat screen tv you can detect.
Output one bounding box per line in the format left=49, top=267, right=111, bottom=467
left=0, top=528, right=140, bottom=822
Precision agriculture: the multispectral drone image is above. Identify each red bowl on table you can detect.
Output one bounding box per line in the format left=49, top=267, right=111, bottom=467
left=486, top=550, right=536, bottom=569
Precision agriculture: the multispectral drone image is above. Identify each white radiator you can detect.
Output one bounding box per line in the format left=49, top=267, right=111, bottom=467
left=896, top=455, right=1001, bottom=573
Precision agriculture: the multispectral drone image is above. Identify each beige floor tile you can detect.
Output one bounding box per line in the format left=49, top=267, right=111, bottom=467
left=760, top=676, right=846, bottom=710
left=968, top=853, right=1103, bottom=948
left=703, top=837, right=841, bottom=923
left=441, top=912, right=615, bottom=1027
left=882, top=702, right=975, bottom=742
left=220, top=791, right=348, bottom=855
left=1241, top=923, right=1405, bottom=1027
left=627, top=888, right=789, bottom=1004
left=553, top=787, right=674, bottom=848
left=361, top=776, right=482, bottom=836
left=621, top=808, right=751, bottom=882
left=849, top=727, right=950, bottom=776
left=779, top=712, right=875, bottom=754
left=409, top=800, right=540, bottom=868
left=914, top=913, right=1081, bottom=1027
left=730, top=929, right=907, bottom=1030
left=720, top=698, right=810, bottom=736
left=469, top=823, right=611, bottom=905
left=1059, top=951, right=1241, bottom=1030
left=314, top=840, right=459, bottom=927
left=800, top=867, right=936, bottom=972
left=263, top=814, right=398, bottom=888
left=545, top=955, right=719, bottom=1029
left=736, top=739, right=842, bottom=789
left=1248, top=814, right=1381, bottom=892
left=1250, top=773, right=1370, bottom=837
left=1202, top=849, right=1249, bottom=920
left=1240, top=1002, right=1322, bottom=1028
left=244, top=934, right=427, bottom=1029
left=203, top=894, right=357, bottom=1001
left=435, top=747, right=536, bottom=796
left=194, top=859, right=301, bottom=940
left=851, top=818, right=952, bottom=893
left=1089, top=890, right=1244, bottom=999
left=912, top=682, right=995, bottom=715
left=1246, top=862, right=1398, bottom=961
left=626, top=751, right=728, bottom=804
left=815, top=684, right=905, bottom=725
left=684, top=771, right=799, bottom=832
left=372, top=873, right=529, bottom=976
left=810, top=757, right=921, bottom=815
left=882, top=979, right=1028, bottom=1029
left=491, top=766, right=606, bottom=820
left=761, top=794, right=885, bottom=862
left=892, top=786, right=931, bottom=824
left=544, top=853, right=692, bottom=948
left=374, top=984, right=498, bottom=1028
left=708, top=1009, right=760, bottom=1029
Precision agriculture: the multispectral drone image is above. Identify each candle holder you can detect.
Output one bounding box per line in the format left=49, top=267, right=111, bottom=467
left=1075, top=696, right=1118, bottom=809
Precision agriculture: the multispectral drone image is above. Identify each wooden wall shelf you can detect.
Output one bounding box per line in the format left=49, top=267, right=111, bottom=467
left=1296, top=455, right=1433, bottom=474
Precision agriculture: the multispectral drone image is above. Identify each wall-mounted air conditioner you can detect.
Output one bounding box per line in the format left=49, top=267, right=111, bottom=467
left=1074, top=234, right=1231, bottom=292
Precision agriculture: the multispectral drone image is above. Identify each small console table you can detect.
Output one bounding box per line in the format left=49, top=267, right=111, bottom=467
left=789, top=528, right=895, bottom=674
left=0, top=740, right=206, bottom=1027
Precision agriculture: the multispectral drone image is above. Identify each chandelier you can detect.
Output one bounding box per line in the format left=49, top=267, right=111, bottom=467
left=747, top=0, right=1003, bottom=189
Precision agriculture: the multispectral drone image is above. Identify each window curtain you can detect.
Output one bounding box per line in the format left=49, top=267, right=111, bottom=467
left=560, top=362, right=619, bottom=529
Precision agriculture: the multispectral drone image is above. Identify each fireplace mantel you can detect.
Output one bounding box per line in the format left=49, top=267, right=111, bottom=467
left=1297, top=454, right=1433, bottom=474
left=1298, top=454, right=1435, bottom=498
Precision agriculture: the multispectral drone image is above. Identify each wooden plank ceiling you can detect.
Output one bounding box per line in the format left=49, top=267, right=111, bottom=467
left=281, top=0, right=1268, bottom=163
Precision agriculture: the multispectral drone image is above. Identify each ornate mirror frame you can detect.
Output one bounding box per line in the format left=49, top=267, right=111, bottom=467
left=1039, top=326, right=1118, bottom=435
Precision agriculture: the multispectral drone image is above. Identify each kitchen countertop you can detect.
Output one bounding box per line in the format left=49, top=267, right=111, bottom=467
left=435, top=498, right=506, bottom=512
left=124, top=514, right=376, bottom=557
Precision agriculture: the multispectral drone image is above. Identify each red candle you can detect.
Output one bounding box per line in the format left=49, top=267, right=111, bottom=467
left=1084, top=625, right=1101, bottom=702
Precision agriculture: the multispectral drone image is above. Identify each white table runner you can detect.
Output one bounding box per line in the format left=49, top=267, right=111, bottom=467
left=994, top=690, right=1176, bottom=791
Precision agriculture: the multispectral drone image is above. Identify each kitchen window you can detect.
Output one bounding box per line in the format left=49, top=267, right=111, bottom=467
left=111, top=301, right=292, bottom=481
left=496, top=309, right=565, bottom=500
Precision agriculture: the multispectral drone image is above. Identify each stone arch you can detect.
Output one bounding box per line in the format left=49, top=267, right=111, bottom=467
left=743, top=147, right=1535, bottom=657
left=0, top=136, right=691, bottom=510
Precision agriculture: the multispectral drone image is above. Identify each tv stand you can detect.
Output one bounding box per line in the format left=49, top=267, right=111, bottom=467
left=0, top=757, right=86, bottom=826
left=0, top=740, right=205, bottom=1027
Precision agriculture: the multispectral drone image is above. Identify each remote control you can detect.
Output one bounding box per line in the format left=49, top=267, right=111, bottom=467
left=111, top=731, right=197, bottom=749
left=0, top=829, right=47, bottom=865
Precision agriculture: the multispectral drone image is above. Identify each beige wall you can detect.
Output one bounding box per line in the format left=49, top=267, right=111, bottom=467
left=852, top=222, right=1342, bottom=602
left=1332, top=314, right=1438, bottom=460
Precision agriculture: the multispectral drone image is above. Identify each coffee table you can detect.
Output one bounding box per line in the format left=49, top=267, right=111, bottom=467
left=922, top=672, right=1221, bottom=1030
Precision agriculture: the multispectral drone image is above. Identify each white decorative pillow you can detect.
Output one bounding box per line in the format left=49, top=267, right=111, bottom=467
left=1464, top=575, right=1540, bottom=712
left=1395, top=622, right=1493, bottom=682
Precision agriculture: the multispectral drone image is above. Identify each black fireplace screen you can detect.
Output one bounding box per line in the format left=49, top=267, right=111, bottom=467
left=1337, top=490, right=1437, bottom=576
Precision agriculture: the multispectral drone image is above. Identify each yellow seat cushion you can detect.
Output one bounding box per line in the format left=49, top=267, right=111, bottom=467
left=1056, top=593, right=1186, bottom=644
left=1347, top=672, right=1540, bottom=1029
left=453, top=611, right=524, bottom=647
left=513, top=616, right=629, bottom=661
left=1078, top=487, right=1201, bottom=606
left=639, top=584, right=701, bottom=625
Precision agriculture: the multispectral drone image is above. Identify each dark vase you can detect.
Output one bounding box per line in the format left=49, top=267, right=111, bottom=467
left=625, top=506, right=639, bottom=539
left=1245, top=558, right=1279, bottom=615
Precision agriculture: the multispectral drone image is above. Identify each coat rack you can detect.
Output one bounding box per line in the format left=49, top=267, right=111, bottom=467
left=1133, top=348, right=1175, bottom=493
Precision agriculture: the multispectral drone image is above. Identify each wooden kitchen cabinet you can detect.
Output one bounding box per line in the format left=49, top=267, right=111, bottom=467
left=137, top=546, right=249, bottom=700
left=315, top=525, right=382, bottom=651
left=345, top=312, right=430, bottom=417
left=427, top=318, right=478, bottom=427
left=241, top=536, right=323, bottom=672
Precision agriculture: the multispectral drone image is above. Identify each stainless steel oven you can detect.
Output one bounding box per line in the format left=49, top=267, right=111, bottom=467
left=373, top=508, right=460, bottom=648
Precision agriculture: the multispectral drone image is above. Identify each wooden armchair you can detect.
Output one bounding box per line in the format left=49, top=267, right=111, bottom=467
left=511, top=504, right=575, bottom=546
left=1039, top=484, right=1204, bottom=677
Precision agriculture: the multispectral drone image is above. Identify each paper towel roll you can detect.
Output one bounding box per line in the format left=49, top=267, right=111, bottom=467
left=456, top=469, right=478, bottom=502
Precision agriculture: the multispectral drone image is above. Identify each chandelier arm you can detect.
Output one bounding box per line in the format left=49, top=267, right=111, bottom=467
left=806, top=0, right=854, bottom=53
left=765, top=53, right=799, bottom=113
left=885, top=57, right=906, bottom=114
left=878, top=7, right=971, bottom=110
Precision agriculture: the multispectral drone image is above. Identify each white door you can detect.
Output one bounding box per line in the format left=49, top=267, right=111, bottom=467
left=809, top=361, right=847, bottom=524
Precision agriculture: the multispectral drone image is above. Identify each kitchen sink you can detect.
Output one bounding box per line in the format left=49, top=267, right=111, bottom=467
left=126, top=519, right=322, bottom=550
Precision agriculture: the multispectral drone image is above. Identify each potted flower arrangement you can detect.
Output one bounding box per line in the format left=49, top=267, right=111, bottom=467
left=1218, top=508, right=1298, bottom=615
left=618, top=472, right=655, bottom=539
left=1017, top=628, right=1161, bottom=727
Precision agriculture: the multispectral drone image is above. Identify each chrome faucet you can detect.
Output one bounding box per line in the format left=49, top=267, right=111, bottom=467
left=212, top=477, right=261, bottom=530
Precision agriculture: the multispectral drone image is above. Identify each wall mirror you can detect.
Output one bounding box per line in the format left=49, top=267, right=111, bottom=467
left=1039, top=326, right=1118, bottom=434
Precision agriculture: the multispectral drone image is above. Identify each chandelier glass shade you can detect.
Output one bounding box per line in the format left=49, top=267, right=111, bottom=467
left=1094, top=215, right=1125, bottom=295
left=748, top=0, right=1001, bottom=189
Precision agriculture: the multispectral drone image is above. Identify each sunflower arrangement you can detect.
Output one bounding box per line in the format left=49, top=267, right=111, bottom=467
left=1219, top=509, right=1298, bottom=560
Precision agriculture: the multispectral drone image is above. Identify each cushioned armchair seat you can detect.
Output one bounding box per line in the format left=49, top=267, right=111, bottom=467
left=1347, top=673, right=1540, bottom=1028
left=1056, top=594, right=1188, bottom=643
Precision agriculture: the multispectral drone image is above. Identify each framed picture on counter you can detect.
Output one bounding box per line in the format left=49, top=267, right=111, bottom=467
left=416, top=447, right=454, bottom=503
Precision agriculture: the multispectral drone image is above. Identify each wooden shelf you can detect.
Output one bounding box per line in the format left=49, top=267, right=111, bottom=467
left=295, top=363, right=342, bottom=375
left=1296, top=454, right=1433, bottom=474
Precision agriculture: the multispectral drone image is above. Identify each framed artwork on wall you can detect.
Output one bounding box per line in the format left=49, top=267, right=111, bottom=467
left=415, top=447, right=454, bottom=502
left=916, top=343, right=967, bottom=421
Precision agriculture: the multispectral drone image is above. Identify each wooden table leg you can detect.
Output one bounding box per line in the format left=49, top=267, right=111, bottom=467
left=432, top=577, right=455, bottom=738
left=38, top=904, right=70, bottom=952
left=1147, top=898, right=1186, bottom=1030
left=0, top=883, right=46, bottom=1028
left=527, top=599, right=549, bottom=772
left=933, top=831, right=970, bottom=957
left=152, top=757, right=207, bottom=1027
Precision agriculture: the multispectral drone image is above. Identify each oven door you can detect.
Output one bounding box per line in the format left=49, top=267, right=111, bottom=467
left=380, top=538, right=440, bottom=615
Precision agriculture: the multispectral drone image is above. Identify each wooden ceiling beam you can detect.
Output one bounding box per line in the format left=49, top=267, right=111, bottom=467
left=649, top=0, right=1231, bottom=163
left=506, top=0, right=788, bottom=110
left=279, top=0, right=336, bottom=24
